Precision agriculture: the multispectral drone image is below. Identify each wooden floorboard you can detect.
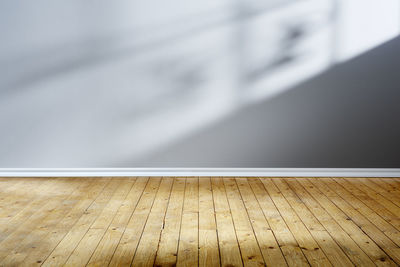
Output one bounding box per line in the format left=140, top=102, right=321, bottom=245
left=1, top=177, right=400, bottom=266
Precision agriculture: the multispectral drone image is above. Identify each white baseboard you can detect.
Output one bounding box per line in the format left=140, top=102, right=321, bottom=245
left=0, top=168, right=399, bottom=177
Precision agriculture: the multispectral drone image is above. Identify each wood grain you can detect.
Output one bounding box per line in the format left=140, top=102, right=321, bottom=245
left=0, top=177, right=399, bottom=266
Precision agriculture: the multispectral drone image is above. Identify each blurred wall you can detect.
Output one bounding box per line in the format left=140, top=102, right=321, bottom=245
left=137, top=36, right=400, bottom=168
left=0, top=0, right=399, bottom=168
left=336, top=0, right=400, bottom=60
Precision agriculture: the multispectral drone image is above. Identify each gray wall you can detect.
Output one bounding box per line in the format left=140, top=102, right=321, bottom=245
left=0, top=1, right=399, bottom=168
left=135, top=36, right=400, bottom=167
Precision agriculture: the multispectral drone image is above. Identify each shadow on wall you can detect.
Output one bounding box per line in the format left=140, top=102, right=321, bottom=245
left=0, top=0, right=398, bottom=167
left=137, top=37, right=400, bottom=168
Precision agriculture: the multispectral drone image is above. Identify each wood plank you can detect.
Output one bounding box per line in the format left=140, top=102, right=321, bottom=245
left=198, top=177, right=220, bottom=267
left=85, top=177, right=149, bottom=267
left=372, top=178, right=400, bottom=192
left=235, top=178, right=287, bottom=267
left=385, top=178, right=400, bottom=186
left=0, top=178, right=75, bottom=242
left=0, top=178, right=85, bottom=263
left=325, top=178, right=400, bottom=246
left=0, top=176, right=399, bottom=266
left=297, top=178, right=395, bottom=266
left=131, top=177, right=174, bottom=266
left=223, top=178, right=265, bottom=267
left=0, top=178, right=49, bottom=219
left=211, top=177, right=243, bottom=267
left=381, top=178, right=400, bottom=190
left=344, top=178, right=400, bottom=217
left=41, top=178, right=120, bottom=267
left=376, top=178, right=400, bottom=190
left=310, top=178, right=400, bottom=264
left=260, top=178, right=332, bottom=267
left=285, top=178, right=375, bottom=266
left=358, top=178, right=400, bottom=209
left=370, top=178, right=400, bottom=204
left=0, top=178, right=44, bottom=204
left=9, top=177, right=111, bottom=267
left=333, top=178, right=400, bottom=232
left=108, top=177, right=162, bottom=267
left=0, top=177, right=25, bottom=194
left=273, top=178, right=353, bottom=266
left=154, top=178, right=186, bottom=267
left=64, top=178, right=137, bottom=266
left=247, top=178, right=309, bottom=267
left=177, top=177, right=199, bottom=267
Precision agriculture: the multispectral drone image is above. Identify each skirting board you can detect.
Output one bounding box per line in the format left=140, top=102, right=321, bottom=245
left=0, top=168, right=400, bottom=177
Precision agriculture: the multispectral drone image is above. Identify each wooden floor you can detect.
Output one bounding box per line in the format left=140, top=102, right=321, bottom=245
left=1, top=177, right=400, bottom=266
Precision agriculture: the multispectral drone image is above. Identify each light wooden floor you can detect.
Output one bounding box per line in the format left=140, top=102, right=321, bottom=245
left=1, top=177, right=400, bottom=266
